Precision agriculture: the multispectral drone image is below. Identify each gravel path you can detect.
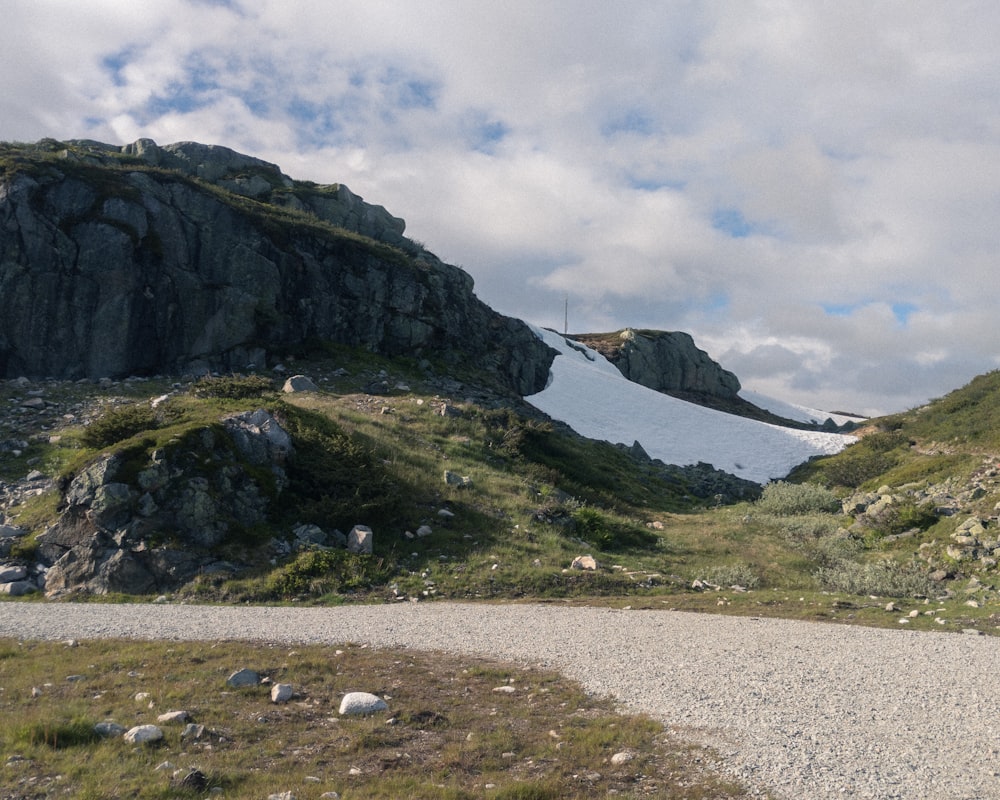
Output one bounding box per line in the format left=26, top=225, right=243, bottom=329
left=1, top=601, right=998, bottom=800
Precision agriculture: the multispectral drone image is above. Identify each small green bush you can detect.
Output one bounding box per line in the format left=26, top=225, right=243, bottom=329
left=814, top=559, right=935, bottom=598
left=80, top=403, right=158, bottom=448
left=822, top=451, right=897, bottom=488
left=266, top=549, right=392, bottom=597
left=192, top=374, right=276, bottom=399
left=702, top=562, right=760, bottom=589
left=778, top=513, right=843, bottom=542
left=862, top=499, right=939, bottom=539
left=755, top=481, right=840, bottom=516
left=570, top=507, right=658, bottom=551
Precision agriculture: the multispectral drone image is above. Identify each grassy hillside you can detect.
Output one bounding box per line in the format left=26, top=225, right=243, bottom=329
left=3, top=352, right=1000, bottom=633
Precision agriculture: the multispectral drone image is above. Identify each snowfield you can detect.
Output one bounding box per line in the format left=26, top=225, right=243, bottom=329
left=524, top=326, right=857, bottom=485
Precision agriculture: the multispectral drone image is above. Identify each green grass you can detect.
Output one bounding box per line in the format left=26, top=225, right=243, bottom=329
left=0, top=638, right=750, bottom=799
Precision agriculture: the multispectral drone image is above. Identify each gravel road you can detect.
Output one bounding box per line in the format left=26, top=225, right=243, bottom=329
left=1, top=601, right=998, bottom=800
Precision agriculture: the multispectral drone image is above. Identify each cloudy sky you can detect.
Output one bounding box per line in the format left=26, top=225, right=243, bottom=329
left=4, top=0, right=1000, bottom=415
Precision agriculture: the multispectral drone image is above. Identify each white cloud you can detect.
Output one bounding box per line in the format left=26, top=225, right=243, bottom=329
left=3, top=0, right=1000, bottom=416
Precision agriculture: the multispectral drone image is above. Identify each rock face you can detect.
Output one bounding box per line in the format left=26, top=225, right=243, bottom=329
left=0, top=138, right=553, bottom=394
left=572, top=329, right=741, bottom=402
left=36, top=409, right=292, bottom=595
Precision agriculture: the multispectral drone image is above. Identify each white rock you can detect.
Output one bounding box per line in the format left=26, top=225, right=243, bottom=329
left=283, top=374, right=318, bottom=393
left=611, top=751, right=635, bottom=765
left=271, top=683, right=294, bottom=703
left=123, top=724, right=163, bottom=744
left=339, top=692, right=388, bottom=716
left=226, top=668, right=261, bottom=688
left=571, top=555, right=598, bottom=571
left=157, top=710, right=190, bottom=724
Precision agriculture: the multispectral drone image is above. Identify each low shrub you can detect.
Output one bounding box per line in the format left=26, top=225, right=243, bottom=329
left=266, top=548, right=393, bottom=598
left=702, top=562, right=761, bottom=589
left=861, top=499, right=939, bottom=539
left=80, top=403, right=158, bottom=448
left=822, top=451, right=897, bottom=488
left=755, top=481, right=840, bottom=516
left=570, top=507, right=658, bottom=551
left=814, top=559, right=936, bottom=598
left=192, top=374, right=276, bottom=399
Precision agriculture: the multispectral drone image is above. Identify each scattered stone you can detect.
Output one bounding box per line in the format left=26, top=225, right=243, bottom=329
left=271, top=683, right=294, bottom=703
left=181, top=723, right=206, bottom=740
left=444, top=470, right=473, bottom=488
left=611, top=751, right=635, bottom=765
left=226, top=668, right=261, bottom=688
left=123, top=724, right=163, bottom=744
left=282, top=375, right=318, bottom=393
left=339, top=692, right=388, bottom=716
left=293, top=523, right=328, bottom=546
left=0, top=580, right=37, bottom=596
left=94, top=721, right=126, bottom=738
left=347, top=525, right=373, bottom=554
left=157, top=710, right=190, bottom=724
left=174, top=770, right=208, bottom=791
left=416, top=525, right=433, bottom=537
left=493, top=685, right=516, bottom=694
left=571, top=555, right=598, bottom=571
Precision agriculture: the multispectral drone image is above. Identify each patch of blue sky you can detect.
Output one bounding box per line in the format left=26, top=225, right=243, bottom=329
left=821, top=302, right=860, bottom=317
left=146, top=82, right=214, bottom=117
left=102, top=47, right=140, bottom=87
left=461, top=110, right=509, bottom=154
left=378, top=67, right=440, bottom=111
left=626, top=174, right=686, bottom=192
left=892, top=302, right=918, bottom=326
left=703, top=291, right=730, bottom=314
left=711, top=207, right=755, bottom=238
left=601, top=107, right=658, bottom=138
left=142, top=54, right=221, bottom=119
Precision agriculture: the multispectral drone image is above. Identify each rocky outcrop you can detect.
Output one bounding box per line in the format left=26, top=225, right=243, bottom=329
left=0, top=139, right=554, bottom=394
left=35, top=410, right=292, bottom=595
left=571, top=329, right=740, bottom=401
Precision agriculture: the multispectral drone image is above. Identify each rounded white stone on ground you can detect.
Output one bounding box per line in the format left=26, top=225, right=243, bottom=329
left=339, top=691, right=388, bottom=715
left=123, top=724, right=163, bottom=744
left=271, top=683, right=294, bottom=703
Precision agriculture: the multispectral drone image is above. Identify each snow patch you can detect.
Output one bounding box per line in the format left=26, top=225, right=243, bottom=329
left=524, top=326, right=856, bottom=485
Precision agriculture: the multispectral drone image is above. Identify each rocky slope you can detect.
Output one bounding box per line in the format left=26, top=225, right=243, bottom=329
left=0, top=138, right=553, bottom=394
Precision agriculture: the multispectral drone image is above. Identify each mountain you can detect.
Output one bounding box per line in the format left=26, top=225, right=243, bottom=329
left=0, top=138, right=553, bottom=395
left=0, top=138, right=867, bottom=598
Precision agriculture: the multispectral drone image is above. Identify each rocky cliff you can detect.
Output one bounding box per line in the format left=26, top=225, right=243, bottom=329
left=571, top=329, right=741, bottom=401
left=0, top=138, right=553, bottom=394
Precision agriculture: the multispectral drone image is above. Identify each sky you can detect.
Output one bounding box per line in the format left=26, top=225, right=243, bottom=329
left=3, top=0, right=1000, bottom=416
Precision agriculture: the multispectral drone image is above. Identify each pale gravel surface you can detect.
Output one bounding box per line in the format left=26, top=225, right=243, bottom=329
left=1, top=602, right=999, bottom=800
